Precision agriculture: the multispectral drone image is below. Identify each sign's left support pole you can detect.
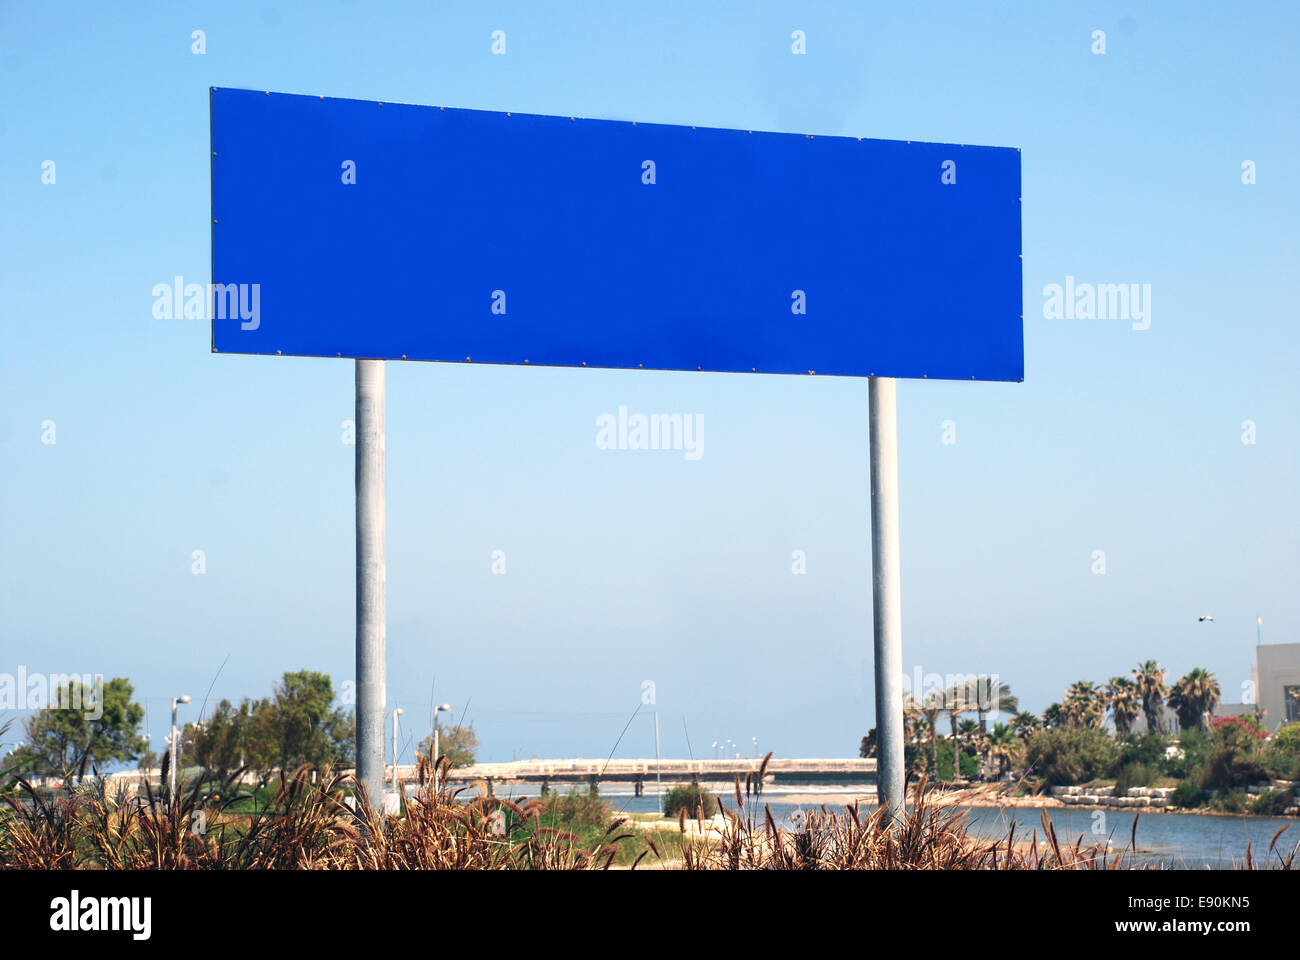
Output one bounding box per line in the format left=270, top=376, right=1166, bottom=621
left=869, top=376, right=905, bottom=825
left=355, top=359, right=387, bottom=819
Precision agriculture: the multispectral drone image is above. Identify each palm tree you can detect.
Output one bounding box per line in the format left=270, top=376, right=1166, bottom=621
left=1133, top=660, right=1169, bottom=734
left=920, top=694, right=944, bottom=777
left=958, top=719, right=986, bottom=778
left=944, top=686, right=971, bottom=778
left=1168, top=668, right=1220, bottom=731
left=973, top=677, right=1019, bottom=733
left=1063, top=681, right=1106, bottom=728
left=986, top=722, right=1022, bottom=779
left=1105, top=676, right=1141, bottom=737
left=1011, top=711, right=1039, bottom=739
left=1042, top=702, right=1064, bottom=729
left=902, top=697, right=922, bottom=745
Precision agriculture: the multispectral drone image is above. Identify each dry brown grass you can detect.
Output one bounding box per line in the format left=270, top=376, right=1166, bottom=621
left=2, top=751, right=1294, bottom=870
left=0, top=752, right=631, bottom=870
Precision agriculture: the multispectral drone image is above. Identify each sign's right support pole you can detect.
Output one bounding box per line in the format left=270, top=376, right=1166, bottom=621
left=355, top=358, right=387, bottom=819
left=869, top=376, right=905, bottom=824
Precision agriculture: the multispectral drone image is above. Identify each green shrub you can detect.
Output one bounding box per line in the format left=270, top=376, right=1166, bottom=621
left=1112, top=761, right=1158, bottom=796
left=933, top=741, right=979, bottom=781
left=543, top=790, right=611, bottom=829
left=1251, top=788, right=1292, bottom=817
left=1202, top=742, right=1273, bottom=792
left=1208, top=789, right=1250, bottom=814
left=662, top=782, right=717, bottom=819
left=1265, top=748, right=1300, bottom=781
left=1025, top=726, right=1119, bottom=786
left=1115, top=734, right=1169, bottom=768
left=1268, top=724, right=1300, bottom=780
left=1274, top=722, right=1300, bottom=755
left=1169, top=780, right=1206, bottom=808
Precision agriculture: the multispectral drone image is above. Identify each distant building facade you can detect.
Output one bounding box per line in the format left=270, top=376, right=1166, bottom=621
left=1214, top=641, right=1300, bottom=733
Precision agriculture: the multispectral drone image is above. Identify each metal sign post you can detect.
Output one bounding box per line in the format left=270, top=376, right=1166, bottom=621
left=354, top=358, right=386, bottom=813
left=869, top=376, right=905, bottom=822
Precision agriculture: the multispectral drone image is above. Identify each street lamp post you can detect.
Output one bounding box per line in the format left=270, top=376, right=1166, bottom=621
left=170, top=694, right=191, bottom=802
left=432, top=703, right=452, bottom=795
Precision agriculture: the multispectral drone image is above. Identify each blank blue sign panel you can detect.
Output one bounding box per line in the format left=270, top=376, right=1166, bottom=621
left=211, top=88, right=1022, bottom=381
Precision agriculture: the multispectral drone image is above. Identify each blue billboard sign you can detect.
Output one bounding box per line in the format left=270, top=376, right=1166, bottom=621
left=211, top=88, right=1022, bottom=381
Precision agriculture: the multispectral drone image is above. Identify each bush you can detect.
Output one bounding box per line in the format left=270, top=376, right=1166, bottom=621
left=1209, top=789, right=1250, bottom=814
left=1202, top=727, right=1274, bottom=792
left=1251, top=788, right=1292, bottom=817
left=1115, top=733, right=1169, bottom=768
left=1269, top=723, right=1300, bottom=780
left=1211, top=714, right=1267, bottom=740
left=1024, top=726, right=1118, bottom=786
left=1112, top=761, right=1158, bottom=796
left=542, top=790, right=611, bottom=829
left=1169, top=780, right=1206, bottom=809
left=932, top=741, right=979, bottom=781
left=662, top=783, right=717, bottom=819
left=1265, top=746, right=1300, bottom=781
left=1274, top=722, right=1300, bottom=755
left=1160, top=729, right=1210, bottom=780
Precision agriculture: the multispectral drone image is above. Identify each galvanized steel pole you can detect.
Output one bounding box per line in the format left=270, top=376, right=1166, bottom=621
left=869, top=376, right=905, bottom=823
left=355, top=359, right=387, bottom=815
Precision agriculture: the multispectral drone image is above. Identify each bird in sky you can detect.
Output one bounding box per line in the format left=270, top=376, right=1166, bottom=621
left=1198, top=615, right=1215, bottom=623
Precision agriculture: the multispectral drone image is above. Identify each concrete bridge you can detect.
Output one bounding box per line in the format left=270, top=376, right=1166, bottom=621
left=405, top=757, right=877, bottom=797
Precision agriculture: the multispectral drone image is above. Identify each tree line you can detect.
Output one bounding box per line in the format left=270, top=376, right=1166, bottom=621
left=1, top=670, right=477, bottom=789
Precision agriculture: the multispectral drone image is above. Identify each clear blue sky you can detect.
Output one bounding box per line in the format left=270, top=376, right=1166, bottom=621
left=1, top=1, right=1296, bottom=764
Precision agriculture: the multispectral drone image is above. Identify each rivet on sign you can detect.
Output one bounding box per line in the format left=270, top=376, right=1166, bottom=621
left=276, top=350, right=281, bottom=355
left=337, top=353, right=341, bottom=357
left=698, top=365, right=702, bottom=370
left=440, top=107, right=445, bottom=111
left=212, top=151, right=217, bottom=156
left=907, top=141, right=911, bottom=145
left=213, top=219, right=218, bottom=224
left=265, top=91, right=270, bottom=96
left=379, top=102, right=383, bottom=107
left=571, top=117, right=575, bottom=121
left=1018, top=197, right=1023, bottom=202
left=583, top=361, right=587, bottom=366
left=524, top=359, right=529, bottom=364
left=402, top=355, right=407, bottom=359
left=507, top=112, right=511, bottom=116
left=1018, top=254, right=1023, bottom=259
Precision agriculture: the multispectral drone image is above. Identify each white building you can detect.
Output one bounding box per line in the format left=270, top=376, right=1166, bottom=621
left=1215, top=641, right=1300, bottom=733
